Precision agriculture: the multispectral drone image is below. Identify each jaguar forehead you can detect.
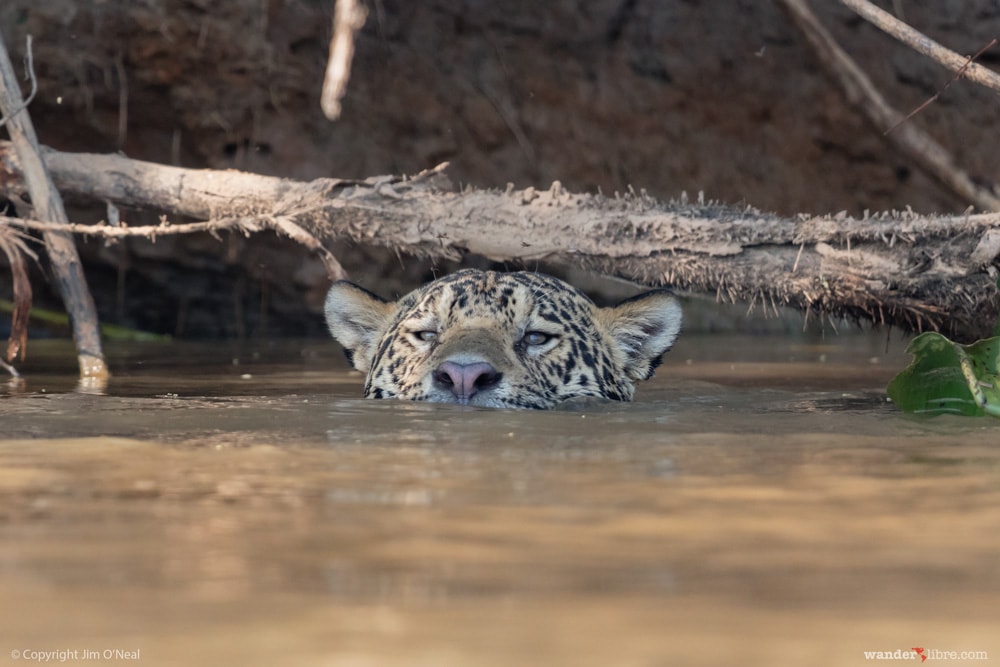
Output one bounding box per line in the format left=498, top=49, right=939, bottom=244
left=339, top=268, right=680, bottom=409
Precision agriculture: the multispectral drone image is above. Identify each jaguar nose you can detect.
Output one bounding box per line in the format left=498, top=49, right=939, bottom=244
left=432, top=361, right=503, bottom=403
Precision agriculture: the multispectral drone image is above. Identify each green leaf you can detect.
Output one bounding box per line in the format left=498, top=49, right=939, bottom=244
left=961, top=338, right=1000, bottom=417
left=995, top=275, right=1000, bottom=337
left=887, top=332, right=1000, bottom=417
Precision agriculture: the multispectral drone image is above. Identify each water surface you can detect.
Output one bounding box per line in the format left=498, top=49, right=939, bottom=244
left=1, top=334, right=998, bottom=666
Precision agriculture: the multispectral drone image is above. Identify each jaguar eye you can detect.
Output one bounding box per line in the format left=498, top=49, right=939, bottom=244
left=522, top=331, right=553, bottom=346
left=414, top=331, right=438, bottom=342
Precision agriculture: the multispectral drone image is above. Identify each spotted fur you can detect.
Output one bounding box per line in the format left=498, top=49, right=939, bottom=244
left=325, top=269, right=682, bottom=409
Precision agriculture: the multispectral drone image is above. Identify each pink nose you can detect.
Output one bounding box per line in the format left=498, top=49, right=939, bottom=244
left=432, top=361, right=502, bottom=402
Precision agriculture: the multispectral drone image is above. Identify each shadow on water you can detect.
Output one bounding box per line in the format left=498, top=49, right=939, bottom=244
left=1, top=334, right=999, bottom=666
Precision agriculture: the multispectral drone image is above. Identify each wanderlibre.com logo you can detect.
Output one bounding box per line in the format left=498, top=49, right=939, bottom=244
left=862, top=647, right=989, bottom=662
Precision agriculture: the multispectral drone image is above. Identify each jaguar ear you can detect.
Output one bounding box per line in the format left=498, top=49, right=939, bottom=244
left=597, top=290, right=682, bottom=382
left=324, top=281, right=396, bottom=372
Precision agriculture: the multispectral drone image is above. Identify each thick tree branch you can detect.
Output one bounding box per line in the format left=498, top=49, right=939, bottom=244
left=1, top=142, right=998, bottom=341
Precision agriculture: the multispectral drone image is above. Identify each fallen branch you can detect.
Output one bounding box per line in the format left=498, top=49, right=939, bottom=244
left=2, top=142, right=998, bottom=341
left=776, top=0, right=1000, bottom=213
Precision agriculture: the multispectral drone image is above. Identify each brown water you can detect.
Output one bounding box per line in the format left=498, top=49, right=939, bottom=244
left=1, top=334, right=999, bottom=667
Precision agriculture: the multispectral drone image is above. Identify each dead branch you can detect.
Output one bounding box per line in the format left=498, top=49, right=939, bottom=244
left=321, top=0, right=368, bottom=121
left=776, top=0, right=1000, bottom=213
left=0, top=213, right=347, bottom=280
left=1, top=142, right=998, bottom=341
left=0, top=36, right=36, bottom=129
left=0, top=227, right=33, bottom=363
left=2, top=214, right=258, bottom=237
left=0, top=31, right=107, bottom=382
left=839, top=0, right=1000, bottom=95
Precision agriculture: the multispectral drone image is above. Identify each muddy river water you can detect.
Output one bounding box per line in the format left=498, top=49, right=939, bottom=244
left=1, top=333, right=998, bottom=667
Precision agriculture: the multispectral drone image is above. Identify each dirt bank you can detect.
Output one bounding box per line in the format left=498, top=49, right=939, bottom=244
left=2, top=1, right=998, bottom=337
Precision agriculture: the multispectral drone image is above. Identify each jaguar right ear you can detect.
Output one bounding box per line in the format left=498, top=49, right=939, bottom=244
left=324, top=281, right=396, bottom=372
left=596, top=289, right=682, bottom=382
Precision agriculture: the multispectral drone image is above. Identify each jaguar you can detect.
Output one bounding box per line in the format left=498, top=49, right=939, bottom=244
left=324, top=269, right=682, bottom=409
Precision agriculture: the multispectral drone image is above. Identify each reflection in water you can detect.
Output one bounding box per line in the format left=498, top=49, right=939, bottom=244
left=1, top=336, right=999, bottom=666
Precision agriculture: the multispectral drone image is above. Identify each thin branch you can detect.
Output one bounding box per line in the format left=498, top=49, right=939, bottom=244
left=3, top=213, right=271, bottom=237
left=885, top=38, right=998, bottom=135
left=776, top=0, right=1000, bottom=212
left=0, top=213, right=347, bottom=280
left=321, top=0, right=368, bottom=120
left=839, top=0, right=1000, bottom=94
left=0, top=229, right=34, bottom=363
left=0, top=35, right=37, bottom=129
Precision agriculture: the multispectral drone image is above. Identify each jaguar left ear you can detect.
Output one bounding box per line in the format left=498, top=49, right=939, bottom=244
left=597, top=290, right=682, bottom=381
left=324, top=281, right=396, bottom=372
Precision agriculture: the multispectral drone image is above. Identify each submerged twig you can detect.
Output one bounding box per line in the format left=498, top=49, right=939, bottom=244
left=0, top=357, right=20, bottom=378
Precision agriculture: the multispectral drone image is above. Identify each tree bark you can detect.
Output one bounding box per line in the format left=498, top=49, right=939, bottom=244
left=1, top=141, right=998, bottom=342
